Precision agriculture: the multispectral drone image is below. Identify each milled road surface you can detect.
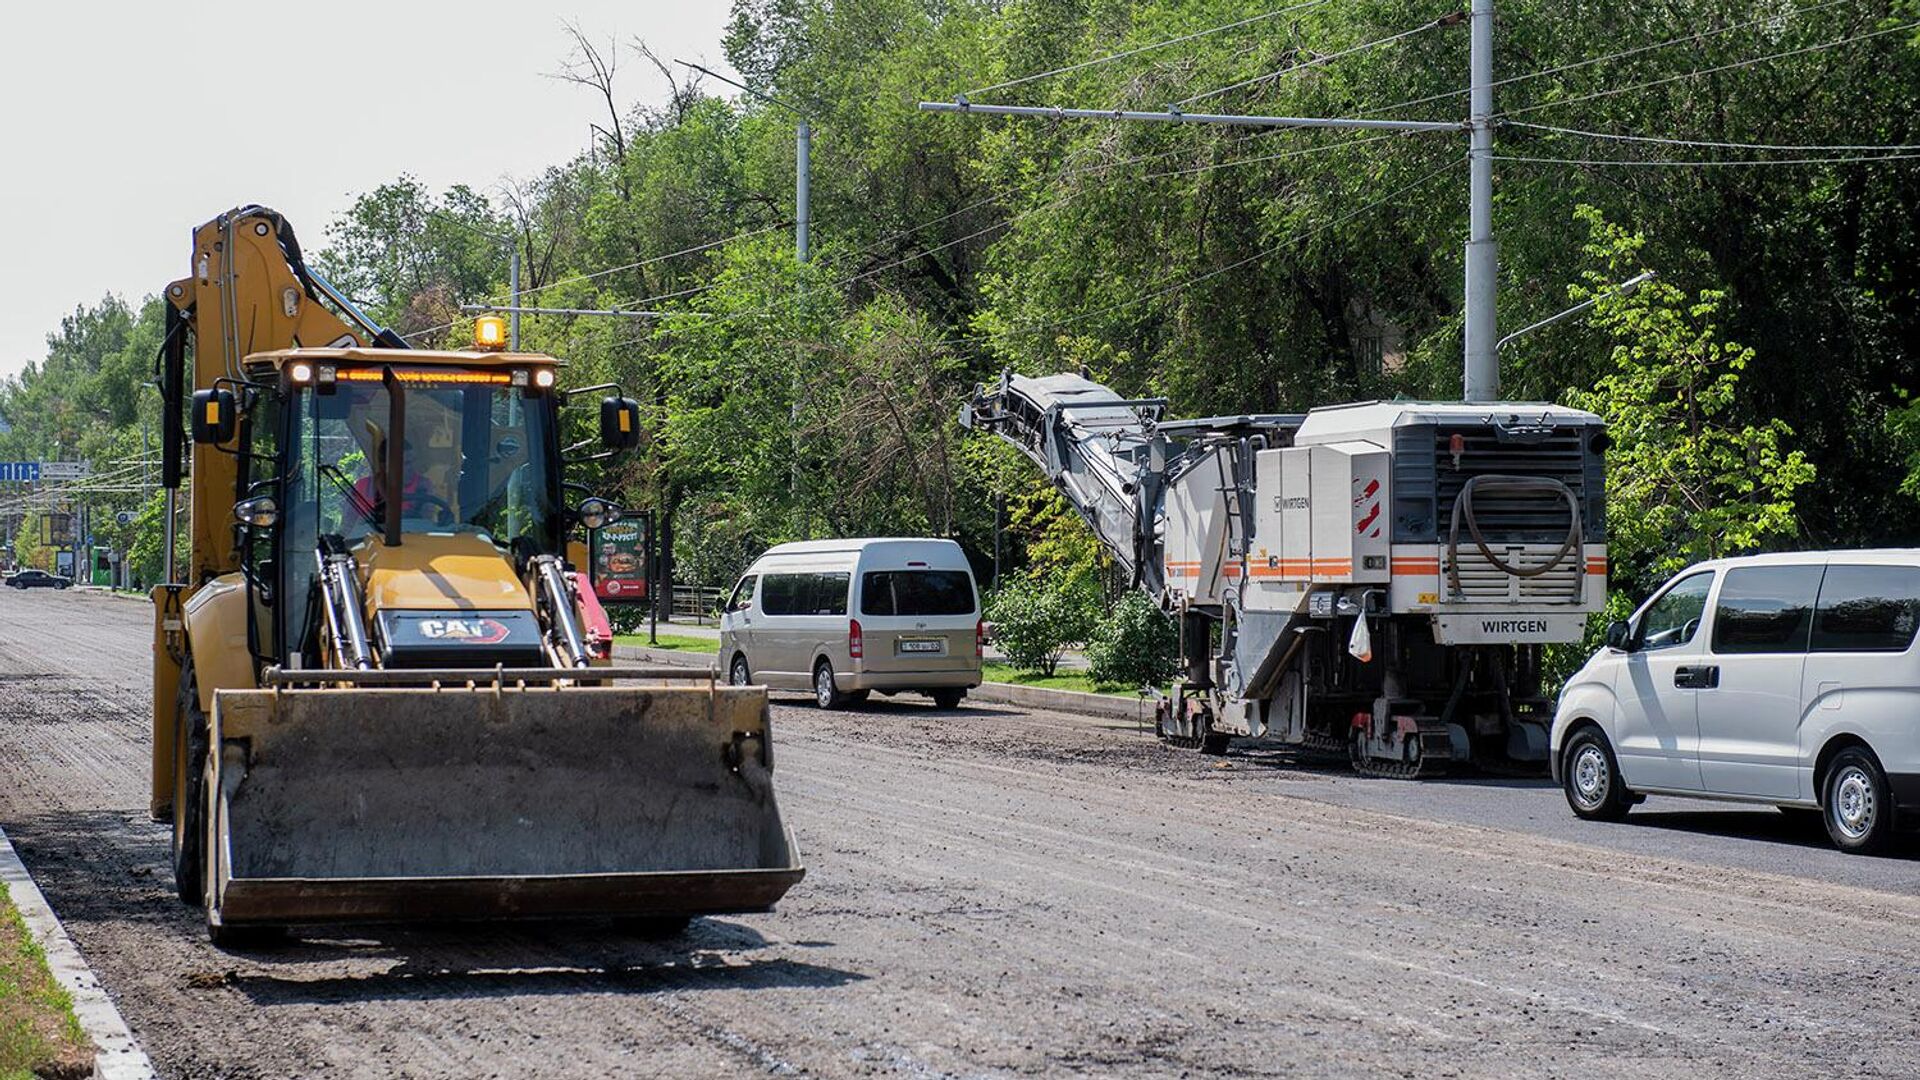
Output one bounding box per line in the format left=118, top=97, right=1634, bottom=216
left=2, top=587, right=1917, bottom=1078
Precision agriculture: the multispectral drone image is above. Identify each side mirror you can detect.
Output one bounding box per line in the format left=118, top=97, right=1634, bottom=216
left=192, top=388, right=238, bottom=445
left=1604, top=620, right=1632, bottom=651
left=234, top=495, right=279, bottom=529
left=576, top=497, right=621, bottom=531
left=600, top=396, right=642, bottom=450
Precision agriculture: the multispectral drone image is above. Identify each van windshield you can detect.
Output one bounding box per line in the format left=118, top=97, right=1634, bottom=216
left=861, top=570, right=976, bottom=616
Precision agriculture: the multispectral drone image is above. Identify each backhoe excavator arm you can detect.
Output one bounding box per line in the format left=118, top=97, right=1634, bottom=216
left=157, top=206, right=390, bottom=585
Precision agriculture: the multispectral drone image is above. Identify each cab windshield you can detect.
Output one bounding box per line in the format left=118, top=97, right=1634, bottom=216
left=282, top=371, right=558, bottom=551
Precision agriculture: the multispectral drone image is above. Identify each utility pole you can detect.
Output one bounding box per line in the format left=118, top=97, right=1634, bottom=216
left=920, top=9, right=1499, bottom=403
left=792, top=120, right=811, bottom=539
left=1462, top=0, right=1497, bottom=402
left=509, top=247, right=521, bottom=351
left=797, top=121, right=811, bottom=263
left=677, top=60, right=816, bottom=534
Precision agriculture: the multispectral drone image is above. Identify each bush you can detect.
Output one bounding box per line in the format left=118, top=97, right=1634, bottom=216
left=984, top=570, right=1101, bottom=676
left=1086, top=591, right=1180, bottom=690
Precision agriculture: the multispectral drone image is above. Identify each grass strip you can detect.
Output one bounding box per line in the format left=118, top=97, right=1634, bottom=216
left=981, top=662, right=1136, bottom=697
left=0, top=881, right=91, bottom=1080
left=613, top=633, right=722, bottom=654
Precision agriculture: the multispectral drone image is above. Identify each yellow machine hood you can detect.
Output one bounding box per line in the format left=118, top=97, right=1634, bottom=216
left=355, top=532, right=534, bottom=613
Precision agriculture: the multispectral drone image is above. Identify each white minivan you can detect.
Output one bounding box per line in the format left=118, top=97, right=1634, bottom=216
left=1553, top=550, right=1920, bottom=853
left=719, top=538, right=984, bottom=710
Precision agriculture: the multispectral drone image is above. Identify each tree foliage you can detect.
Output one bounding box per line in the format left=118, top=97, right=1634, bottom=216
left=1566, top=207, right=1815, bottom=587
left=5, top=1, right=1918, bottom=609
left=984, top=569, right=1102, bottom=676
left=1085, top=591, right=1180, bottom=689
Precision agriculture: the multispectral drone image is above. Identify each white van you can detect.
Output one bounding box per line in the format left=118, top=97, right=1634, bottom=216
left=719, top=538, right=983, bottom=710
left=1552, top=550, right=1920, bottom=853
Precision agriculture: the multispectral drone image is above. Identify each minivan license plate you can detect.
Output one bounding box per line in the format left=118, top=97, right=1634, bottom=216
left=898, top=639, right=944, bottom=654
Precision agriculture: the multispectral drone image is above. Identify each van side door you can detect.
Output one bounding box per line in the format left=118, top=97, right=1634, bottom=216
left=1696, top=563, right=1822, bottom=799
left=1612, top=570, right=1716, bottom=791
left=756, top=572, right=808, bottom=687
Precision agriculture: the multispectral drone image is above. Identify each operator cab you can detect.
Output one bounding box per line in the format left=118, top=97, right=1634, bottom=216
left=196, top=339, right=639, bottom=672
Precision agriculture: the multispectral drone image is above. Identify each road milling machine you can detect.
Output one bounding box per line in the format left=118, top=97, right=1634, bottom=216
left=150, top=206, right=801, bottom=942
left=965, top=373, right=1609, bottom=776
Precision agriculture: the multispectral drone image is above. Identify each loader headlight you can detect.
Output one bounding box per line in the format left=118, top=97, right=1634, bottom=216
left=575, top=497, right=621, bottom=530
left=234, top=495, right=280, bottom=529
left=288, top=361, right=315, bottom=385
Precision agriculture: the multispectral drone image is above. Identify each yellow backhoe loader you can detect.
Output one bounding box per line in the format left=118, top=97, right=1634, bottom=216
left=149, top=206, right=801, bottom=943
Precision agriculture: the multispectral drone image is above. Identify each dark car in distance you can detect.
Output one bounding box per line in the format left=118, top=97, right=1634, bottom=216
left=7, top=569, right=72, bottom=589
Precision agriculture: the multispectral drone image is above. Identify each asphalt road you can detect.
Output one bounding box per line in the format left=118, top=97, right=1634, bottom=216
left=2, top=586, right=1917, bottom=1078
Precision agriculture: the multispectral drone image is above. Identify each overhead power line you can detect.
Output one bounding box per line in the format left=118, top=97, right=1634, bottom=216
left=488, top=221, right=791, bottom=305
left=1358, top=0, right=1850, bottom=117
left=964, top=1, right=1328, bottom=99
left=667, top=131, right=1421, bottom=329
left=1507, top=121, right=1920, bottom=153
left=1011, top=156, right=1460, bottom=335
left=1496, top=152, right=1920, bottom=167
left=1175, top=13, right=1463, bottom=108
left=1499, top=17, right=1920, bottom=119
left=876, top=155, right=1461, bottom=357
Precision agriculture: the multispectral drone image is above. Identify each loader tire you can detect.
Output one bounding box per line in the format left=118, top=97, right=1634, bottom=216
left=172, top=664, right=208, bottom=907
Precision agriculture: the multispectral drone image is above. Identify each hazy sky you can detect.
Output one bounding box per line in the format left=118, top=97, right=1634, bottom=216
left=0, top=1, right=736, bottom=377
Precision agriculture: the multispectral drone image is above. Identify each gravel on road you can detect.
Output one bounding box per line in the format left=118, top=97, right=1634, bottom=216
left=1, top=587, right=1916, bottom=1078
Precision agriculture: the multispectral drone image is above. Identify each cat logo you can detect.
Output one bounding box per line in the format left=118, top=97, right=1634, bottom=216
left=418, top=618, right=512, bottom=645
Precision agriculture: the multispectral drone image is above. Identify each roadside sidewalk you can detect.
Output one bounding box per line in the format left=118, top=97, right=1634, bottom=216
left=0, top=827, right=155, bottom=1079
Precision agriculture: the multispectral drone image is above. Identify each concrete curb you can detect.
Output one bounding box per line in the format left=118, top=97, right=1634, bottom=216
left=614, top=642, right=719, bottom=669
left=611, top=643, right=1152, bottom=722
left=0, top=826, right=156, bottom=1080
left=970, top=680, right=1155, bottom=723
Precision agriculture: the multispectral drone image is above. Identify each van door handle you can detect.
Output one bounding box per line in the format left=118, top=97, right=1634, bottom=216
left=1674, top=665, right=1719, bottom=689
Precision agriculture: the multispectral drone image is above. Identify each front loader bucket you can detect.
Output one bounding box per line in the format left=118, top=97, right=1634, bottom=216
left=202, top=683, right=802, bottom=928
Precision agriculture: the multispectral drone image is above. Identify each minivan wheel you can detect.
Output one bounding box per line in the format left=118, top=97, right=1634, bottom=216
left=729, top=655, right=751, bottom=687
left=930, top=688, right=964, bottom=710
left=1823, top=747, right=1894, bottom=855
left=1563, top=728, right=1632, bottom=821
left=813, top=661, right=848, bottom=710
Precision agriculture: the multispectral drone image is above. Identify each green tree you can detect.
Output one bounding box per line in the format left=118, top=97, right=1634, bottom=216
left=1085, top=591, right=1179, bottom=689
left=1565, top=207, right=1814, bottom=591
left=984, top=568, right=1102, bottom=676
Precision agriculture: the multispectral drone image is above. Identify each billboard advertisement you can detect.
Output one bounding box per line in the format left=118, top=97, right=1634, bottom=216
left=590, top=516, right=649, bottom=604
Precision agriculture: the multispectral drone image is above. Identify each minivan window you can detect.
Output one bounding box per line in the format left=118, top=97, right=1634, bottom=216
left=726, top=575, right=757, bottom=613
left=1635, top=571, right=1714, bottom=650
left=1811, top=564, right=1920, bottom=653
left=1711, top=564, right=1823, bottom=654
left=860, top=571, right=977, bottom=617
left=761, top=571, right=850, bottom=616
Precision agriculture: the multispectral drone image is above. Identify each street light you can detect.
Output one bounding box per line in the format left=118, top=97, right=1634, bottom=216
left=1496, top=271, right=1656, bottom=353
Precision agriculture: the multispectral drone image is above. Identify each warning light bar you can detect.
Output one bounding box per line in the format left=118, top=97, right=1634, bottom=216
left=335, top=368, right=513, bottom=386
